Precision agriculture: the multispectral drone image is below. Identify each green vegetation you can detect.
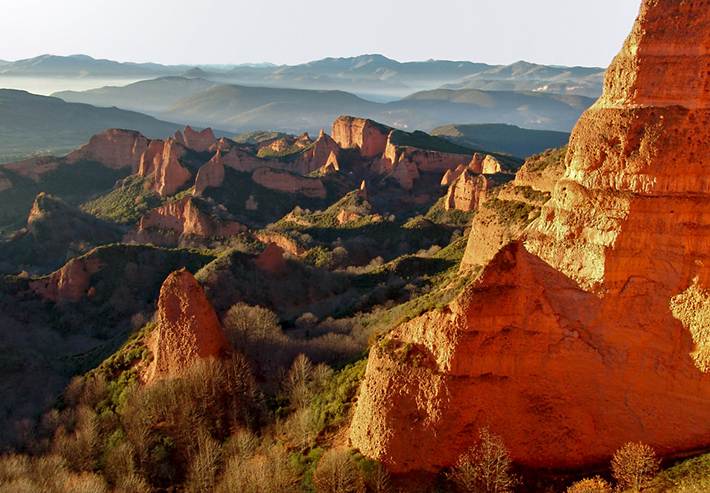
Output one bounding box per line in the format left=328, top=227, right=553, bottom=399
left=431, top=123, right=570, bottom=159
left=81, top=174, right=161, bottom=224
left=257, top=142, right=315, bottom=160
left=425, top=196, right=477, bottom=226
left=389, top=129, right=476, bottom=155
left=485, top=197, right=536, bottom=226
left=525, top=145, right=568, bottom=174
left=232, top=130, right=289, bottom=144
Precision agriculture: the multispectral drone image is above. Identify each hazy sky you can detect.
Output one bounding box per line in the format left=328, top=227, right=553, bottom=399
left=2, top=0, right=642, bottom=68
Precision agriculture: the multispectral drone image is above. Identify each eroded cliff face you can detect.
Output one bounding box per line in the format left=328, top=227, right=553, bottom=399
left=145, top=269, right=229, bottom=382
left=137, top=196, right=246, bottom=237
left=138, top=138, right=192, bottom=197
left=194, top=151, right=225, bottom=196
left=30, top=256, right=104, bottom=303
left=444, top=170, right=497, bottom=212
left=251, top=167, right=327, bottom=198
left=332, top=116, right=390, bottom=157
left=351, top=0, right=710, bottom=473
left=66, top=129, right=149, bottom=172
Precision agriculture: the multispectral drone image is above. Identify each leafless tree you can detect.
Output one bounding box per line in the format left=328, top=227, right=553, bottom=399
left=448, top=427, right=518, bottom=493
left=611, top=442, right=660, bottom=492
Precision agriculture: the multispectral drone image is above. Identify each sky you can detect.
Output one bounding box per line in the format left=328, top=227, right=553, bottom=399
left=1, top=0, right=642, bottom=68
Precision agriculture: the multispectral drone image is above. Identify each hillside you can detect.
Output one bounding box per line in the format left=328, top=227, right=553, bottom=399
left=430, top=123, right=570, bottom=158
left=52, top=76, right=218, bottom=115
left=0, top=89, right=183, bottom=162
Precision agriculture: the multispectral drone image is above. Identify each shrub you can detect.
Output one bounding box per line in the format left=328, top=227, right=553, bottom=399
left=566, top=476, right=613, bottom=493
left=611, top=442, right=660, bottom=492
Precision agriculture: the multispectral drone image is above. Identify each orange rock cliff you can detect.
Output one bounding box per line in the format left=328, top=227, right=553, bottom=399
left=350, top=0, right=710, bottom=473
left=145, top=269, right=230, bottom=382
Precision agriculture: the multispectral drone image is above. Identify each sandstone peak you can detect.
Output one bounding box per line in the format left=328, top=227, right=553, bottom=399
left=251, top=167, right=327, bottom=199
left=66, top=129, right=149, bottom=172
left=183, top=126, right=216, bottom=153
left=351, top=0, right=710, bottom=473
left=194, top=150, right=225, bottom=196
left=146, top=269, right=229, bottom=382
left=358, top=180, right=368, bottom=201
left=253, top=242, right=287, bottom=272
left=444, top=170, right=496, bottom=212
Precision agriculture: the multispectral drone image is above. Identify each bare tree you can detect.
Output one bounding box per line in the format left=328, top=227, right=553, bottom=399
left=312, top=448, right=365, bottom=493
left=448, top=427, right=518, bottom=493
left=611, top=442, right=660, bottom=492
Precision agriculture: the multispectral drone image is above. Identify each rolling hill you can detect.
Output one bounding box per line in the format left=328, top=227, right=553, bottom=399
left=0, top=89, right=183, bottom=162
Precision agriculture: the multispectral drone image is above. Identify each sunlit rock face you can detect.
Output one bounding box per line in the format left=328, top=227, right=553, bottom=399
left=351, top=0, right=710, bottom=473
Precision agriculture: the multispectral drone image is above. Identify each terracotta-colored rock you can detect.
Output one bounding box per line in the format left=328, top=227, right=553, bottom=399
left=297, top=131, right=341, bottom=174
left=254, top=232, right=306, bottom=256
left=251, top=167, right=326, bottom=198
left=66, top=129, right=149, bottom=172
left=140, top=138, right=192, bottom=197
left=332, top=116, right=391, bottom=157
left=30, top=256, right=104, bottom=302
left=337, top=209, right=361, bottom=224
left=138, top=140, right=165, bottom=177
left=481, top=155, right=502, bottom=174
left=440, top=164, right=467, bottom=186
left=513, top=150, right=566, bottom=193
left=194, top=151, right=225, bottom=196
left=253, top=242, right=287, bottom=272
left=145, top=269, right=229, bottom=382
left=183, top=126, right=216, bottom=152
left=221, top=147, right=265, bottom=173
left=468, top=153, right=485, bottom=173
left=352, top=0, right=710, bottom=473
left=138, top=196, right=246, bottom=237
left=444, top=170, right=496, bottom=212
left=318, top=151, right=340, bottom=175
left=357, top=180, right=368, bottom=201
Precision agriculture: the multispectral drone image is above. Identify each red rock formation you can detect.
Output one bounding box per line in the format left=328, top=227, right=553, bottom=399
left=138, top=140, right=165, bottom=176
left=66, top=129, right=149, bottom=172
left=351, top=0, right=710, bottom=473
left=440, top=164, right=467, bottom=186
left=444, top=170, right=496, bottom=212
left=467, top=153, right=502, bottom=175
left=138, top=138, right=192, bottom=197
left=251, top=167, right=326, bottom=198
left=253, top=242, right=288, bottom=272
left=183, top=126, right=216, bottom=152
left=332, top=116, right=390, bottom=157
left=138, top=196, right=246, bottom=237
left=145, top=269, right=229, bottom=381
left=254, top=232, right=306, bottom=256
left=194, top=151, right=225, bottom=196
left=221, top=147, right=265, bottom=173
left=318, top=151, right=340, bottom=175
left=297, top=130, right=341, bottom=174
left=30, top=256, right=104, bottom=302
left=357, top=180, right=368, bottom=201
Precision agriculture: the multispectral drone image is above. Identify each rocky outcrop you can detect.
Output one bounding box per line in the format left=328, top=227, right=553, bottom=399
left=183, top=126, right=216, bottom=152
left=351, top=0, right=710, bottom=473
left=251, top=167, right=326, bottom=198
left=66, top=129, right=149, bottom=172
left=297, top=130, right=341, bottom=174
left=253, top=242, right=288, bottom=272
left=137, top=196, right=246, bottom=237
left=381, top=136, right=472, bottom=189
left=444, top=170, right=496, bottom=212
left=513, top=148, right=567, bottom=193
left=254, top=232, right=306, bottom=256
left=318, top=151, right=340, bottom=175
left=221, top=147, right=265, bottom=173
left=440, top=165, right=467, bottom=186
left=30, top=256, right=104, bottom=303
left=332, top=116, right=390, bottom=157
left=194, top=151, right=225, bottom=196
left=468, top=153, right=503, bottom=174
left=357, top=180, right=368, bottom=201
left=138, top=138, right=192, bottom=197
left=145, top=269, right=229, bottom=382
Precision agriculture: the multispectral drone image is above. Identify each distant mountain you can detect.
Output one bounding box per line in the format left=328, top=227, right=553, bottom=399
left=393, top=89, right=594, bottom=132
left=430, top=123, right=570, bottom=159
left=152, top=83, right=592, bottom=135
left=0, top=54, right=183, bottom=78
left=0, top=89, right=182, bottom=161
left=53, top=76, right=218, bottom=115
left=443, top=60, right=605, bottom=98
left=157, top=84, right=382, bottom=135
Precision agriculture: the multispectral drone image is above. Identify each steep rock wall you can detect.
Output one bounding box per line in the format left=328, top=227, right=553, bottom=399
left=351, top=0, right=710, bottom=473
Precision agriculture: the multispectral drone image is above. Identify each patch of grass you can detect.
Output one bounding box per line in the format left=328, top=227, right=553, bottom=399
left=425, top=197, right=476, bottom=226
left=310, top=359, right=367, bottom=432
left=485, top=197, right=536, bottom=226
left=81, top=174, right=162, bottom=225
left=526, top=145, right=568, bottom=173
